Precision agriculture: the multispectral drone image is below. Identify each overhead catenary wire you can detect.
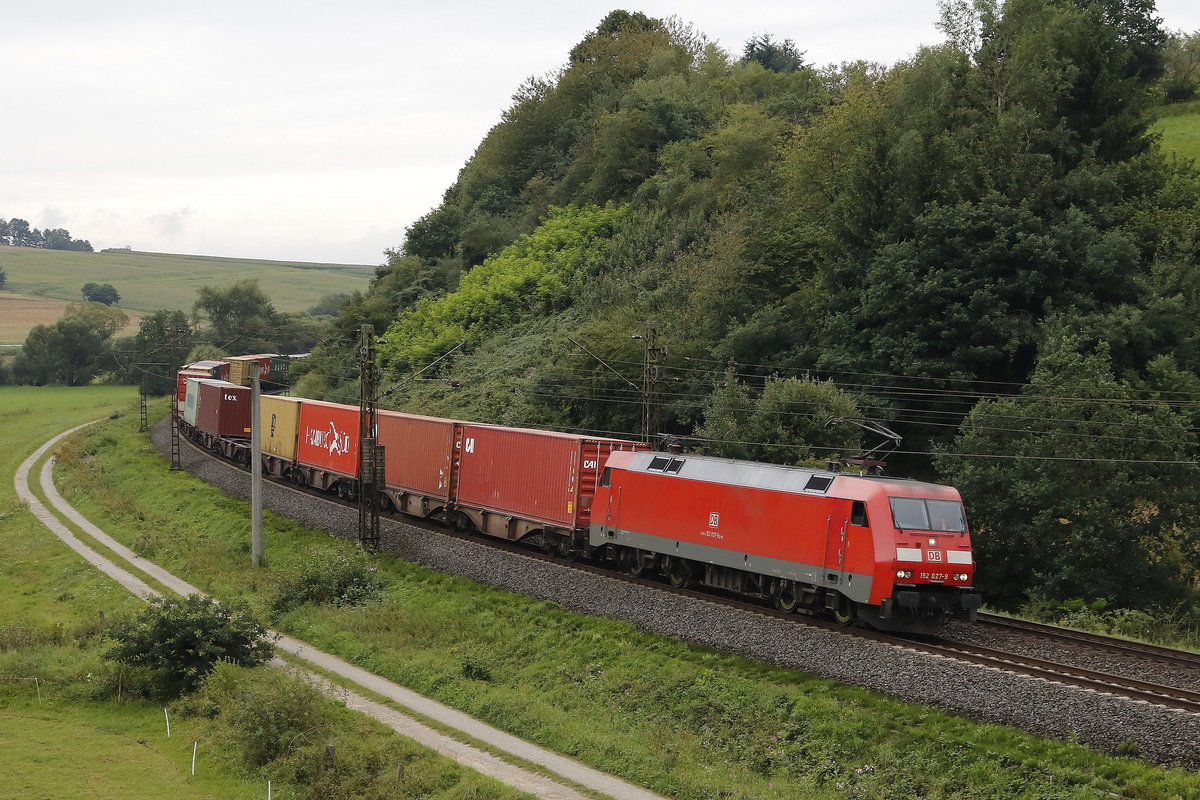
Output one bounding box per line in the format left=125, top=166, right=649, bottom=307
left=141, top=319, right=1200, bottom=466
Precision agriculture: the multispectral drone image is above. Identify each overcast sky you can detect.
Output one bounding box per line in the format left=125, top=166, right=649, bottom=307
left=6, top=2, right=1199, bottom=266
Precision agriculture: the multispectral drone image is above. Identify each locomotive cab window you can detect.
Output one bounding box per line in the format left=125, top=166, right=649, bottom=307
left=648, top=456, right=671, bottom=472
left=600, top=467, right=611, bottom=487
left=850, top=501, right=868, bottom=527
left=664, top=458, right=685, bottom=474
left=889, top=497, right=966, bottom=533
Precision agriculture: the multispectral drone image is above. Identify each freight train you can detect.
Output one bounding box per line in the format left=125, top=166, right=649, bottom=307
left=174, top=359, right=981, bottom=634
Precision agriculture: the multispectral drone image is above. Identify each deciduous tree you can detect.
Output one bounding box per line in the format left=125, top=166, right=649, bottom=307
left=82, top=282, right=120, bottom=305
left=935, top=333, right=1198, bottom=609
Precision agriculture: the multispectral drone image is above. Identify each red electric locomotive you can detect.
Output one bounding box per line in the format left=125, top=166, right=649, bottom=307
left=589, top=450, right=980, bottom=633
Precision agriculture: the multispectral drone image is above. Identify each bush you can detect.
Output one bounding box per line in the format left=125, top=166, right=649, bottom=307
left=104, top=594, right=275, bottom=697
left=272, top=546, right=384, bottom=613
left=178, top=662, right=334, bottom=767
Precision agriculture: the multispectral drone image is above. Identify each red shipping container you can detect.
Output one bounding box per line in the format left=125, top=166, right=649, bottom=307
left=296, top=400, right=361, bottom=478
left=454, top=424, right=644, bottom=530
left=176, top=369, right=211, bottom=405
left=377, top=410, right=456, bottom=500
left=196, top=380, right=252, bottom=438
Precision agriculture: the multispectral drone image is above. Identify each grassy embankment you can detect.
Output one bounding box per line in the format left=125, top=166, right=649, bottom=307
left=45, top=399, right=1200, bottom=800
left=0, top=386, right=533, bottom=800
left=0, top=245, right=374, bottom=343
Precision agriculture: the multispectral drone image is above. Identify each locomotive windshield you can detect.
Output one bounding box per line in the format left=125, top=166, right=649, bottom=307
left=889, top=497, right=966, bottom=533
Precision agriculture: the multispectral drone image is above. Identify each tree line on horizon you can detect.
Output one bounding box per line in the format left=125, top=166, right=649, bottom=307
left=0, top=217, right=93, bottom=252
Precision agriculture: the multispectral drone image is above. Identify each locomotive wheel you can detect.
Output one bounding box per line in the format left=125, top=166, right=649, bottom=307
left=832, top=594, right=856, bottom=626
left=667, top=560, right=691, bottom=589
left=627, top=551, right=648, bottom=578
left=774, top=583, right=799, bottom=613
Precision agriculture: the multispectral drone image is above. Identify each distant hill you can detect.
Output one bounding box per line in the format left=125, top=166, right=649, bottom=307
left=0, top=246, right=374, bottom=316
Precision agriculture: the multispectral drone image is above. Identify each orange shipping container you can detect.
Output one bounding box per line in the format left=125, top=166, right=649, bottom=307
left=377, top=410, right=456, bottom=500
left=454, top=424, right=645, bottom=530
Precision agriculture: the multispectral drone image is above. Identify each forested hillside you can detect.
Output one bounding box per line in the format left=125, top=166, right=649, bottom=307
left=299, top=3, right=1200, bottom=621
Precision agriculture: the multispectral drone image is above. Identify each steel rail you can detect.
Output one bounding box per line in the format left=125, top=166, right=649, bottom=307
left=975, top=612, right=1200, bottom=669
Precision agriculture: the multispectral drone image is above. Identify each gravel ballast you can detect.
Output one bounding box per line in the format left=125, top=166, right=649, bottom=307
left=153, top=420, right=1200, bottom=769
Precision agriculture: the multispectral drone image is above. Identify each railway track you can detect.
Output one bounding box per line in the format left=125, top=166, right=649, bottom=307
left=180, top=433, right=1200, bottom=718
left=975, top=612, right=1200, bottom=669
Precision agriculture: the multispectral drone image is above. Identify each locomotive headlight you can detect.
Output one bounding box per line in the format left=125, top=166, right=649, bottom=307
left=896, top=569, right=912, bottom=579
left=954, top=572, right=968, bottom=581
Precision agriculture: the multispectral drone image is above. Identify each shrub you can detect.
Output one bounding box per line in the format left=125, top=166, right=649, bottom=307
left=272, top=546, right=384, bottom=613
left=179, top=662, right=334, bottom=767
left=104, top=594, right=275, bottom=697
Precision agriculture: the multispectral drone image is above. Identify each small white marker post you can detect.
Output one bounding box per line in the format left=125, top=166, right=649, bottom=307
left=164, top=708, right=171, bottom=737
left=268, top=780, right=272, bottom=800
left=33, top=677, right=40, bottom=701
left=191, top=741, right=197, bottom=775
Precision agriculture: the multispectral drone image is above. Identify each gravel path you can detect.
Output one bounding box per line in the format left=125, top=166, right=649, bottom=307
left=155, top=420, right=1200, bottom=770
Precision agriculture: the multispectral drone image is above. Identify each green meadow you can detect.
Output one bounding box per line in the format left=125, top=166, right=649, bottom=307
left=0, top=246, right=374, bottom=315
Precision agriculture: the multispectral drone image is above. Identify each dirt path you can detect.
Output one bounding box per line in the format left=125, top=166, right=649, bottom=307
left=16, top=424, right=669, bottom=800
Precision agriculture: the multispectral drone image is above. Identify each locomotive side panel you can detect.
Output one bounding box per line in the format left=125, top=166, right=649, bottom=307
left=597, top=462, right=876, bottom=600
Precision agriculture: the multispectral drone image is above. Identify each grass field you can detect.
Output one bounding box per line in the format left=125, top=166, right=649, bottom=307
left=1153, top=100, right=1200, bottom=165
left=0, top=293, right=142, bottom=345
left=0, top=386, right=254, bottom=800
left=43, top=400, right=1200, bottom=800
left=1155, top=112, right=1200, bottom=164
left=0, top=387, right=530, bottom=800
left=0, top=245, right=374, bottom=316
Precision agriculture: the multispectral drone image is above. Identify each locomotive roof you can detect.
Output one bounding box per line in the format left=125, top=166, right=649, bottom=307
left=617, top=450, right=952, bottom=498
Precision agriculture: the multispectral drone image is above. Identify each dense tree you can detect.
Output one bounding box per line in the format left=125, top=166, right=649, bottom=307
left=0, top=218, right=91, bottom=250
left=82, top=282, right=120, bottom=305
left=741, top=34, right=805, bottom=73
left=105, top=594, right=274, bottom=698
left=43, top=228, right=93, bottom=251
left=696, top=374, right=863, bottom=464
left=935, top=333, right=1198, bottom=608
left=3, top=218, right=38, bottom=247
left=300, top=7, right=1194, bottom=615
left=122, top=309, right=193, bottom=393
left=12, top=303, right=127, bottom=385
left=308, top=292, right=351, bottom=317
left=193, top=279, right=280, bottom=352
left=1160, top=28, right=1200, bottom=100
